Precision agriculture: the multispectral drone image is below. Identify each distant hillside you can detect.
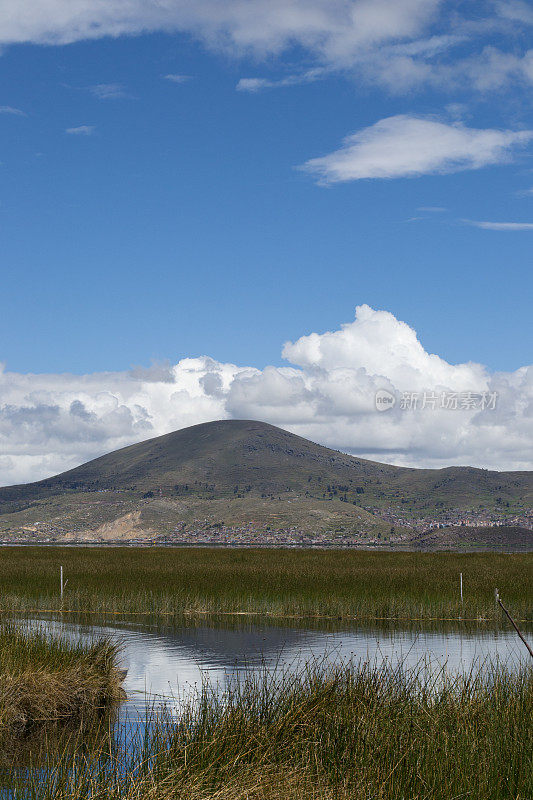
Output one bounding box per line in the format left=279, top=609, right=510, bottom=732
left=0, top=420, right=531, bottom=548
left=411, top=526, right=533, bottom=552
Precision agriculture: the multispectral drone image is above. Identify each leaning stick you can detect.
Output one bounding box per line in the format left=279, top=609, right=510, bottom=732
left=495, top=589, right=533, bottom=660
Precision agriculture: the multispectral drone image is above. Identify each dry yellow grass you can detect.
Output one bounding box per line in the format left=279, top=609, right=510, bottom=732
left=0, top=624, right=124, bottom=747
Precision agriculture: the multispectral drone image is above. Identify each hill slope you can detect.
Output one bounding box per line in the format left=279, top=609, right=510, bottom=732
left=0, top=420, right=402, bottom=499
left=0, top=420, right=531, bottom=547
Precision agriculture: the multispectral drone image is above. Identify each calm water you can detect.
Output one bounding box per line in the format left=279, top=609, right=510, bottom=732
left=26, top=614, right=530, bottom=719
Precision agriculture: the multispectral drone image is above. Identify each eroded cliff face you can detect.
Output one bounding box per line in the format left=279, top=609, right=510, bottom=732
left=86, top=510, right=155, bottom=541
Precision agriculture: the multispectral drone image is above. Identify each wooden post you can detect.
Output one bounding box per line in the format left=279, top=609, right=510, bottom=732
left=460, top=573, right=463, bottom=603
left=60, top=565, right=63, bottom=602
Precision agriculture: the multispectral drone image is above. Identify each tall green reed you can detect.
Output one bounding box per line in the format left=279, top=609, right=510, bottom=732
left=0, top=547, right=531, bottom=621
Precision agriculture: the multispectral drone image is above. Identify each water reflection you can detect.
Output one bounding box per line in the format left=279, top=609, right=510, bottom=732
left=25, top=615, right=529, bottom=718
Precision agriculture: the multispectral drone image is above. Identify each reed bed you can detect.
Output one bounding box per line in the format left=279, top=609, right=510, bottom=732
left=0, top=547, right=531, bottom=621
left=0, top=623, right=124, bottom=748
left=10, top=658, right=533, bottom=800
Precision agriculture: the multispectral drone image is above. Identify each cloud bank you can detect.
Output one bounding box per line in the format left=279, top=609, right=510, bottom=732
left=0, top=0, right=445, bottom=54
left=1, top=305, right=531, bottom=486
left=1, top=1, right=533, bottom=96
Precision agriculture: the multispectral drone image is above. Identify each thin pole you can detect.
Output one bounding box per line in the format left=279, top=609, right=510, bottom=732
left=60, top=566, right=63, bottom=601
left=460, top=573, right=463, bottom=603
left=495, top=589, right=533, bottom=660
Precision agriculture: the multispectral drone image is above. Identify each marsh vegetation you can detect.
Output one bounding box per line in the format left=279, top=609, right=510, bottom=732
left=7, top=658, right=533, bottom=800
left=0, top=623, right=123, bottom=753
left=1, top=546, right=531, bottom=621
left=2, top=546, right=531, bottom=798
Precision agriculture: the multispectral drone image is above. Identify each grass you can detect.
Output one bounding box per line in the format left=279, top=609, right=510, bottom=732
left=0, top=546, right=531, bottom=621
left=0, top=622, right=124, bottom=750
left=9, top=658, right=533, bottom=800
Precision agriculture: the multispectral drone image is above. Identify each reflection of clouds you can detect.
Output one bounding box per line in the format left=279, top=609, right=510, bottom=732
left=121, top=636, right=227, bottom=715
left=282, top=628, right=527, bottom=689
left=118, top=623, right=318, bottom=715
left=25, top=617, right=528, bottom=719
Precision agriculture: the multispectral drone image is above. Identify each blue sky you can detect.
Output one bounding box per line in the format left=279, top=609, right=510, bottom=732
left=1, top=2, right=532, bottom=375
left=0, top=1, right=532, bottom=481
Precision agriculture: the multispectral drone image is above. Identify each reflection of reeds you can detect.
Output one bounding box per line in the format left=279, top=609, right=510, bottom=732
left=0, top=623, right=124, bottom=749
left=0, top=547, right=531, bottom=622
left=9, top=658, right=533, bottom=800
left=35, top=609, right=517, bottom=638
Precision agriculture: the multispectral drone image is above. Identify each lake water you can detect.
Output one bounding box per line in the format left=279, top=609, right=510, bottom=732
left=25, top=614, right=531, bottom=720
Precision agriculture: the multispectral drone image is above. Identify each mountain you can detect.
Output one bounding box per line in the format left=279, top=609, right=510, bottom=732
left=0, top=420, right=531, bottom=548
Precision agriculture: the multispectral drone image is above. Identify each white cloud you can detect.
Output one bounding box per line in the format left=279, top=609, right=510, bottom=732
left=355, top=41, right=533, bottom=94
left=301, top=116, right=533, bottom=183
left=65, top=124, right=95, bottom=135
left=0, top=0, right=442, bottom=54
left=0, top=1, right=532, bottom=96
left=236, top=78, right=271, bottom=93
left=89, top=82, right=127, bottom=99
left=1, top=305, right=532, bottom=485
left=163, top=73, right=191, bottom=83
left=0, top=105, right=25, bottom=115
left=281, top=305, right=488, bottom=389
left=494, top=0, right=533, bottom=25
left=455, top=46, right=533, bottom=92
left=465, top=220, right=533, bottom=230
left=237, top=68, right=326, bottom=92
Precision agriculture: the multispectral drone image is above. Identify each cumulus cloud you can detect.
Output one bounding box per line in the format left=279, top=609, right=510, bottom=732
left=0, top=357, right=249, bottom=485
left=128, top=361, right=176, bottom=383
left=1, top=306, right=532, bottom=485
left=301, top=116, right=533, bottom=182
left=65, top=124, right=95, bottom=136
